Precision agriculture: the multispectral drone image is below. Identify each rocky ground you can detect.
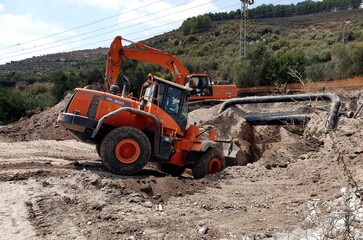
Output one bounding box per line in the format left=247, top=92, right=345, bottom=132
left=0, top=90, right=362, bottom=239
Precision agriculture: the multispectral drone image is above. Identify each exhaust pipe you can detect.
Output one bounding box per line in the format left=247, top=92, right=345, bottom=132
left=218, top=93, right=340, bottom=131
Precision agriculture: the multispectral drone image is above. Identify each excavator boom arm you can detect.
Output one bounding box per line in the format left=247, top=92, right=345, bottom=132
left=104, top=36, right=190, bottom=90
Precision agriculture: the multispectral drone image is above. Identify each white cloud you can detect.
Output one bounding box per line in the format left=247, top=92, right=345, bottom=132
left=0, top=14, right=75, bottom=64
left=0, top=0, right=220, bottom=64
left=0, top=3, right=4, bottom=12
left=64, top=0, right=127, bottom=10
left=117, top=0, right=218, bottom=40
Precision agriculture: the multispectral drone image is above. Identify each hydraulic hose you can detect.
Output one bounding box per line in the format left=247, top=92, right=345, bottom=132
left=218, top=93, right=340, bottom=131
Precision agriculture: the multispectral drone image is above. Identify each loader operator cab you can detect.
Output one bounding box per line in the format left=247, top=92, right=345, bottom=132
left=142, top=76, right=189, bottom=132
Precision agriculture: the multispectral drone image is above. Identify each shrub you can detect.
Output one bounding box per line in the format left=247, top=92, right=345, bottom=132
left=26, top=83, right=49, bottom=95
left=306, top=62, right=336, bottom=81
left=232, top=60, right=259, bottom=87
left=171, top=46, right=184, bottom=55
left=0, top=85, right=56, bottom=123
left=51, top=70, right=81, bottom=102
left=192, top=42, right=216, bottom=57
left=333, top=44, right=353, bottom=79
left=173, top=39, right=180, bottom=46
left=219, top=63, right=233, bottom=82
left=0, top=88, right=26, bottom=123
left=318, top=49, right=332, bottom=62
left=186, top=35, right=198, bottom=43
left=276, top=49, right=306, bottom=83
left=271, top=39, right=289, bottom=51
left=348, top=42, right=363, bottom=76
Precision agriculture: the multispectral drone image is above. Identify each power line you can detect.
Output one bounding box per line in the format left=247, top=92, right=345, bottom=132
left=65, top=3, right=241, bottom=52
left=4, top=0, right=353, bottom=63
left=1, top=0, right=228, bottom=61
left=7, top=0, right=305, bottom=62
left=23, top=3, right=240, bottom=57
left=68, top=2, right=363, bottom=52
left=0, top=0, right=223, bottom=59
left=0, top=0, right=200, bottom=57
left=0, top=0, right=164, bottom=52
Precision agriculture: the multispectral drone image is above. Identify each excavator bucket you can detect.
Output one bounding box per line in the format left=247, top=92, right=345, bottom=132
left=217, top=140, right=240, bottom=159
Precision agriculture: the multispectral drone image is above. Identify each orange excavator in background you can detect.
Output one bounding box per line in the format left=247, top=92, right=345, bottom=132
left=104, top=36, right=237, bottom=102
left=56, top=37, right=240, bottom=179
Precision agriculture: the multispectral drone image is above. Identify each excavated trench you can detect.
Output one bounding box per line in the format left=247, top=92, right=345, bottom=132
left=187, top=98, right=333, bottom=168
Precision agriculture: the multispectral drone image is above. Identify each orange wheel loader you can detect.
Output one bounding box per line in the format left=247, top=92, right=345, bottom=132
left=57, top=74, right=240, bottom=179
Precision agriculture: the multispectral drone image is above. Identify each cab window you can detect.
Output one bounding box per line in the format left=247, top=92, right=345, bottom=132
left=179, top=95, right=188, bottom=131
left=200, top=76, right=212, bottom=87
left=158, top=84, right=166, bottom=107
left=164, top=86, right=182, bottom=116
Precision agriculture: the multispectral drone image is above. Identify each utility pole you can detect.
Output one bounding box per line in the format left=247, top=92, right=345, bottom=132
left=240, top=0, right=254, bottom=59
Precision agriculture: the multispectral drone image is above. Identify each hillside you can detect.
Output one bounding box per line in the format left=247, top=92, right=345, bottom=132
left=1, top=9, right=362, bottom=82
left=147, top=9, right=362, bottom=86
left=0, top=9, right=362, bottom=123
left=1, top=9, right=362, bottom=81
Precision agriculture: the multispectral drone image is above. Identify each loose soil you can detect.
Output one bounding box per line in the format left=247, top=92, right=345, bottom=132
left=0, top=90, right=362, bottom=239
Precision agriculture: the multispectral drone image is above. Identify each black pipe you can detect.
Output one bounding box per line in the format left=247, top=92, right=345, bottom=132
left=244, top=113, right=311, bottom=125
left=122, top=75, right=131, bottom=97
left=338, top=111, right=354, bottom=118
left=218, top=93, right=340, bottom=131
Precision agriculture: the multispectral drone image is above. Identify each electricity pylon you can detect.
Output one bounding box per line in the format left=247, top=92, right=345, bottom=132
left=240, top=0, right=254, bottom=59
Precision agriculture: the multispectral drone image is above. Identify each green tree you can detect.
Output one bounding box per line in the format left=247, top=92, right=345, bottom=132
left=181, top=15, right=212, bottom=35
left=51, top=70, right=81, bottom=102
left=0, top=88, right=26, bottom=123
left=245, top=43, right=280, bottom=86
left=276, top=50, right=306, bottom=83
left=349, top=42, right=363, bottom=76
left=334, top=44, right=353, bottom=78
left=79, top=67, right=103, bottom=86
left=232, top=60, right=259, bottom=87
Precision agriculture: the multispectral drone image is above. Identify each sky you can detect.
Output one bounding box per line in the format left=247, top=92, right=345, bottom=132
left=0, top=0, right=302, bottom=64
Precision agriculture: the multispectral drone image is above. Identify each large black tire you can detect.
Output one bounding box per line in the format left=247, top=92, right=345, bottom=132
left=192, top=148, right=226, bottom=179
left=100, top=126, right=151, bottom=175
left=158, top=163, right=186, bottom=177
left=95, top=143, right=101, bottom=158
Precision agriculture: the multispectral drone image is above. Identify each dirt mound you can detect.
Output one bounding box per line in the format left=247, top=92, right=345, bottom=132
left=0, top=94, right=74, bottom=142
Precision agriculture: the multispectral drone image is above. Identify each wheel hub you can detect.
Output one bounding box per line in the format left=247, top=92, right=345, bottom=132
left=209, top=158, right=222, bottom=174
left=115, top=139, right=140, bottom=164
